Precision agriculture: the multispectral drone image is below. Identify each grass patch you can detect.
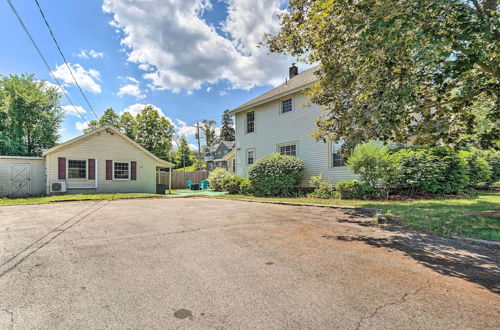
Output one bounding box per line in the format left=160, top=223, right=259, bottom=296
left=220, top=191, right=500, bottom=241
left=0, top=193, right=162, bottom=206
left=173, top=165, right=203, bottom=172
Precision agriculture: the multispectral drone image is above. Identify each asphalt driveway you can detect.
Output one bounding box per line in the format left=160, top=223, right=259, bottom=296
left=0, top=198, right=498, bottom=329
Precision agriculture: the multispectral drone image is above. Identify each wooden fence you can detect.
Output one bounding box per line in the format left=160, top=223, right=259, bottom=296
left=157, top=170, right=209, bottom=189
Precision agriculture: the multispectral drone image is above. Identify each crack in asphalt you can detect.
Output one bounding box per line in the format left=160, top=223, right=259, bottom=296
left=1, top=309, right=14, bottom=329
left=0, top=201, right=109, bottom=279
left=353, top=279, right=432, bottom=330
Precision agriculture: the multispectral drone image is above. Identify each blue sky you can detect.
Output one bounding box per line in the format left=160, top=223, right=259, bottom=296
left=0, top=0, right=304, bottom=148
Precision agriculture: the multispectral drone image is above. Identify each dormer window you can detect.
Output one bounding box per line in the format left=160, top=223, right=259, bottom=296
left=281, top=98, right=293, bottom=113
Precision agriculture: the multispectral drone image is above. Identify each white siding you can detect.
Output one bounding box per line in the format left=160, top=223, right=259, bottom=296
left=46, top=130, right=164, bottom=194
left=0, top=158, right=46, bottom=196
left=234, top=91, right=358, bottom=186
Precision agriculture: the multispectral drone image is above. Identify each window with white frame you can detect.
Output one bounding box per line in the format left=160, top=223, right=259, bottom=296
left=68, top=160, right=86, bottom=179
left=281, top=98, right=293, bottom=113
left=279, top=143, right=297, bottom=156
left=331, top=142, right=345, bottom=167
left=247, top=149, right=255, bottom=165
left=246, top=111, right=255, bottom=133
left=113, top=162, right=130, bottom=179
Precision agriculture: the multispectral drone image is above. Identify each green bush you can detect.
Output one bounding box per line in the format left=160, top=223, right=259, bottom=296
left=208, top=168, right=233, bottom=191
left=459, top=150, right=492, bottom=188
left=480, top=149, right=500, bottom=184
left=336, top=180, right=379, bottom=199
left=308, top=174, right=335, bottom=198
left=248, top=153, right=305, bottom=196
left=391, top=147, right=469, bottom=195
left=239, top=179, right=253, bottom=195
left=347, top=141, right=396, bottom=190
left=223, top=177, right=246, bottom=194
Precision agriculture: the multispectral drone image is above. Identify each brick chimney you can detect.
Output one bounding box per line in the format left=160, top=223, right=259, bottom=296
left=289, top=63, right=298, bottom=79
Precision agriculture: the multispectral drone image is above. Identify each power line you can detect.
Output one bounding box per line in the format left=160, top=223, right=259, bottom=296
left=5, top=0, right=87, bottom=122
left=32, top=0, right=99, bottom=120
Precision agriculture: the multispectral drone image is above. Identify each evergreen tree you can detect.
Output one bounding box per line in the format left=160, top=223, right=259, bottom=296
left=219, top=110, right=235, bottom=141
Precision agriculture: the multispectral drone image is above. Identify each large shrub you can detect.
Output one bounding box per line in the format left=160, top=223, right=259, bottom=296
left=308, top=174, right=335, bottom=198
left=347, top=141, right=395, bottom=190
left=480, top=149, right=500, bottom=184
left=391, top=147, right=469, bottom=195
left=248, top=153, right=305, bottom=196
left=336, top=180, right=379, bottom=200
left=207, top=168, right=233, bottom=191
left=239, top=178, right=253, bottom=195
left=223, top=176, right=246, bottom=194
left=459, top=150, right=492, bottom=188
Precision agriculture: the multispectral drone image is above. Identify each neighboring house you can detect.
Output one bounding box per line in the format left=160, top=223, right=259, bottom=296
left=223, top=150, right=236, bottom=173
left=0, top=126, right=174, bottom=197
left=228, top=65, right=358, bottom=186
left=204, top=140, right=235, bottom=171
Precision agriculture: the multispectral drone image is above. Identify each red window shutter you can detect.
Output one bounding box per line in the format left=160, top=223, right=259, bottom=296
left=88, top=159, right=96, bottom=180
left=131, top=161, right=137, bottom=180
left=58, top=157, right=66, bottom=180
left=106, top=160, right=112, bottom=180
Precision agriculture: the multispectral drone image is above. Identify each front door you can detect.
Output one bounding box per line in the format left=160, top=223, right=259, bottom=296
left=10, top=163, right=30, bottom=196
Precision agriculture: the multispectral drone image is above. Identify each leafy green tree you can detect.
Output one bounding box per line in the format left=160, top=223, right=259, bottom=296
left=201, top=119, right=217, bottom=146
left=119, top=111, right=136, bottom=139
left=219, top=110, right=235, bottom=141
left=265, top=0, right=499, bottom=152
left=83, top=108, right=120, bottom=133
left=135, top=105, right=174, bottom=160
left=0, top=74, right=63, bottom=156
left=174, top=136, right=194, bottom=168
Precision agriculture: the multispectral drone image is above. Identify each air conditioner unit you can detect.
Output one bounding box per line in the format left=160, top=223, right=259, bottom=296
left=50, top=181, right=66, bottom=193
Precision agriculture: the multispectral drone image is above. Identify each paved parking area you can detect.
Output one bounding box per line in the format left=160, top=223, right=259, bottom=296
left=0, top=198, right=499, bottom=329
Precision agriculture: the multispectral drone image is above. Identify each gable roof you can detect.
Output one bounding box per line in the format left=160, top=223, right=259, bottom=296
left=205, top=140, right=235, bottom=153
left=229, top=66, right=320, bottom=115
left=43, top=126, right=174, bottom=167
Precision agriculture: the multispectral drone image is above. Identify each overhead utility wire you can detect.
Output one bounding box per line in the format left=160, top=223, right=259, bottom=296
left=32, top=0, right=99, bottom=120
left=5, top=0, right=87, bottom=121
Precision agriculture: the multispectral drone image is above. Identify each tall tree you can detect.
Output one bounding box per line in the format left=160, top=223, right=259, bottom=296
left=201, top=119, right=217, bottom=146
left=219, top=110, right=235, bottom=141
left=83, top=108, right=120, bottom=133
left=0, top=74, right=63, bottom=156
left=119, top=111, right=136, bottom=139
left=174, top=136, right=194, bottom=168
left=265, top=0, right=499, bottom=152
left=135, top=105, right=174, bottom=160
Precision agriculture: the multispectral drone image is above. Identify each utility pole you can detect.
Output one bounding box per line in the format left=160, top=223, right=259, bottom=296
left=196, top=122, right=201, bottom=157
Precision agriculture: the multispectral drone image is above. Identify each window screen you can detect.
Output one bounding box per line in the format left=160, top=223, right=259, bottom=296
left=246, top=111, right=255, bottom=133
left=281, top=99, right=292, bottom=113
left=114, top=162, right=129, bottom=179
left=279, top=144, right=297, bottom=156
left=68, top=160, right=86, bottom=179
left=247, top=150, right=255, bottom=165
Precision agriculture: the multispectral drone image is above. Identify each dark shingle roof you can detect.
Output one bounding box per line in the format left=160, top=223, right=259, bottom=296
left=229, top=66, right=319, bottom=114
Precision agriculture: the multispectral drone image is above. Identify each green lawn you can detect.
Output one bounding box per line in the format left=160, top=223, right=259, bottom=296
left=219, top=191, right=500, bottom=241
left=174, top=164, right=206, bottom=172
left=0, top=193, right=162, bottom=206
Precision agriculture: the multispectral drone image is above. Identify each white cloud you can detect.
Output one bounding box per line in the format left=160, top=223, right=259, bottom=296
left=219, top=90, right=228, bottom=96
left=75, top=121, right=89, bottom=131
left=38, top=80, right=65, bottom=94
left=121, top=103, right=165, bottom=117
left=117, top=83, right=145, bottom=99
left=61, top=105, right=86, bottom=117
left=76, top=49, right=105, bottom=59
left=52, top=63, right=102, bottom=93
left=102, top=0, right=294, bottom=92
left=188, top=143, right=197, bottom=150
left=126, top=76, right=139, bottom=83
left=175, top=119, right=197, bottom=138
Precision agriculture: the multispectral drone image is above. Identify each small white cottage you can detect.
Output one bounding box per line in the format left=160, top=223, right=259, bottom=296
left=0, top=126, right=173, bottom=196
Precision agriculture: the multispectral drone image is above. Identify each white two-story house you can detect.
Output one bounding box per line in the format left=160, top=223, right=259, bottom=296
left=228, top=65, right=358, bottom=186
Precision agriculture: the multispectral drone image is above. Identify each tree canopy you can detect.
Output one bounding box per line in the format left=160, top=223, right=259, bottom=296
left=219, top=110, right=235, bottom=141
left=265, top=0, right=499, bottom=152
left=201, top=119, right=217, bottom=146
left=174, top=136, right=194, bottom=168
left=0, top=74, right=63, bottom=156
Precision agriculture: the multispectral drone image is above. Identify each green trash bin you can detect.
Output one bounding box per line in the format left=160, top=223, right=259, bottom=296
left=156, top=184, right=166, bottom=194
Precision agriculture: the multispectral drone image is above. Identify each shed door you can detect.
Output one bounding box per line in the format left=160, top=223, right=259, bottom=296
left=10, top=163, right=31, bottom=196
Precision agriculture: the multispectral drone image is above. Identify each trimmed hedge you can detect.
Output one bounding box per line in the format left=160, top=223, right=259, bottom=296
left=391, top=147, right=469, bottom=195
left=336, top=180, right=379, bottom=200
left=248, top=153, right=305, bottom=196
left=223, top=177, right=247, bottom=194
left=239, top=179, right=253, bottom=195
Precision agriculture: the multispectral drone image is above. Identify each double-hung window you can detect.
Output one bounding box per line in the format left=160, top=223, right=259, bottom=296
left=247, top=149, right=255, bottom=165
left=279, top=144, right=297, bottom=157
left=113, top=162, right=130, bottom=179
left=246, top=111, right=255, bottom=133
left=281, top=98, right=293, bottom=113
left=331, top=142, right=345, bottom=167
left=68, top=160, right=86, bottom=179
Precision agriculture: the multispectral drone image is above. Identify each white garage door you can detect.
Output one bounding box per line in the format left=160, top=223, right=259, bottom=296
left=10, top=163, right=31, bottom=196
